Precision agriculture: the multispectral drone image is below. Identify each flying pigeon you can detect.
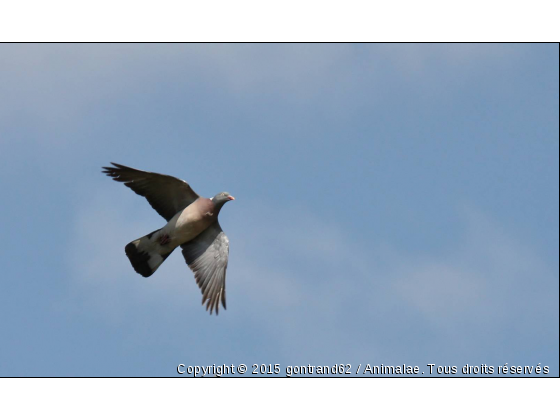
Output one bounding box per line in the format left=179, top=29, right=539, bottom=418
left=102, top=163, right=235, bottom=315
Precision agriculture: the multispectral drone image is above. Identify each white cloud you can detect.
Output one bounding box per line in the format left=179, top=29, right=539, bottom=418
left=65, top=191, right=558, bottom=363
left=0, top=43, right=521, bottom=139
left=64, top=186, right=195, bottom=322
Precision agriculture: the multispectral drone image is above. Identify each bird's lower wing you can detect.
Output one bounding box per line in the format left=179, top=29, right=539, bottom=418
left=181, top=222, right=229, bottom=315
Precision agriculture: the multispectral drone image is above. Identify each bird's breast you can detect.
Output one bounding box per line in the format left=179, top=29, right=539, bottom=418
left=163, top=200, right=215, bottom=246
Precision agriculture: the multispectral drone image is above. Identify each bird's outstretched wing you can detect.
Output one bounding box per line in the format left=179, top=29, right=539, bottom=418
left=102, top=163, right=200, bottom=221
left=181, top=222, right=229, bottom=315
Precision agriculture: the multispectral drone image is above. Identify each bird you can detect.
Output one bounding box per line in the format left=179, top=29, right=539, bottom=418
left=102, top=163, right=235, bottom=315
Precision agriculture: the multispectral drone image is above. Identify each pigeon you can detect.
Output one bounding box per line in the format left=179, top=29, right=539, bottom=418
left=102, top=163, right=235, bottom=315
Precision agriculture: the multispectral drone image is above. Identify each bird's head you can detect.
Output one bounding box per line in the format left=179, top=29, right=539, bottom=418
left=211, top=192, right=235, bottom=209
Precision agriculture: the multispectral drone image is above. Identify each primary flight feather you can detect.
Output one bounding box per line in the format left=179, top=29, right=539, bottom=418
left=102, top=163, right=235, bottom=315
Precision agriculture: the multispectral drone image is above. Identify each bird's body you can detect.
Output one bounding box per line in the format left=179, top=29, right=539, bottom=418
left=102, top=163, right=234, bottom=314
left=125, top=197, right=219, bottom=275
left=161, top=197, right=216, bottom=249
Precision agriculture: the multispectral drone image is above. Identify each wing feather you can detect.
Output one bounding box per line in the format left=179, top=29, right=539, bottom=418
left=102, top=163, right=199, bottom=221
left=181, top=222, right=229, bottom=315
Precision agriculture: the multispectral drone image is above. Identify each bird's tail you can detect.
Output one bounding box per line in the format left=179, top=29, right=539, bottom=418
left=125, top=229, right=174, bottom=277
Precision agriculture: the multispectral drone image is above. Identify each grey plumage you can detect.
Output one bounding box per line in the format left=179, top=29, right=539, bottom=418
left=181, top=222, right=229, bottom=314
left=102, top=163, right=234, bottom=315
left=102, top=162, right=199, bottom=221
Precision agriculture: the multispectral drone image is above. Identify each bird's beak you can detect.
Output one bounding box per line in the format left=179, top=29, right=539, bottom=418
left=228, top=196, right=235, bottom=201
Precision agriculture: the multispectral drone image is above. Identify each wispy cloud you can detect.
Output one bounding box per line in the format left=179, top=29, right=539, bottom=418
left=0, top=43, right=522, bottom=137
left=66, top=192, right=558, bottom=370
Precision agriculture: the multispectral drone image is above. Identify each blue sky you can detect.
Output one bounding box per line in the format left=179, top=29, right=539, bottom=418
left=0, top=43, right=557, bottom=377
